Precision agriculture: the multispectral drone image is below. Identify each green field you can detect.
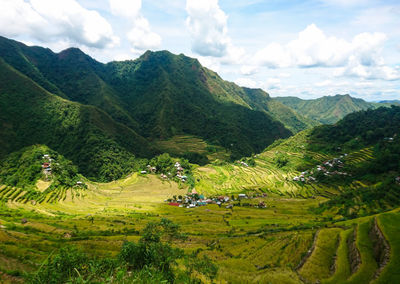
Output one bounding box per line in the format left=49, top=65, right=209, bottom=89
left=0, top=131, right=399, bottom=283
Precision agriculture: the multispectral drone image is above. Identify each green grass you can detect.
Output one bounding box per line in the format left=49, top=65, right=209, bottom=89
left=154, top=135, right=230, bottom=161
left=298, top=228, right=341, bottom=282
left=322, top=228, right=352, bottom=283
left=346, top=219, right=378, bottom=284
left=372, top=210, right=400, bottom=283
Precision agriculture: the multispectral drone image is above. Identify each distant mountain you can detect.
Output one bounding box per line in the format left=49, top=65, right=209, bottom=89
left=0, top=36, right=306, bottom=171
left=379, top=100, right=400, bottom=104
left=275, top=94, right=393, bottom=124
left=308, top=105, right=400, bottom=153
left=239, top=88, right=320, bottom=132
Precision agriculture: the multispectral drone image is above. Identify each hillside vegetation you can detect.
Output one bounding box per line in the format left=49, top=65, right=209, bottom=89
left=1, top=36, right=400, bottom=283
left=0, top=36, right=306, bottom=159
left=0, top=58, right=153, bottom=181
left=275, top=94, right=393, bottom=124
left=0, top=107, right=400, bottom=283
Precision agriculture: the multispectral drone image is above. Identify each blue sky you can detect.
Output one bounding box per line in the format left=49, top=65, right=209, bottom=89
left=1, top=0, right=399, bottom=101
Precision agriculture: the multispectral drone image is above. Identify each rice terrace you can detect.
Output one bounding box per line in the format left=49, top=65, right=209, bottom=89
left=1, top=1, right=400, bottom=283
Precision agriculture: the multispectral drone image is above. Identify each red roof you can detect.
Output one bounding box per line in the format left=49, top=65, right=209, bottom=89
left=168, top=202, right=180, bottom=207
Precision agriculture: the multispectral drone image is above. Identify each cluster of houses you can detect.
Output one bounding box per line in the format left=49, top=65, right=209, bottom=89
left=141, top=165, right=157, bottom=175
left=292, top=172, right=316, bottom=183
left=42, top=154, right=52, bottom=178
left=140, top=162, right=188, bottom=182
left=174, top=162, right=188, bottom=182
left=167, top=188, right=231, bottom=208
left=167, top=190, right=268, bottom=209
left=293, top=154, right=349, bottom=183
left=236, top=160, right=249, bottom=167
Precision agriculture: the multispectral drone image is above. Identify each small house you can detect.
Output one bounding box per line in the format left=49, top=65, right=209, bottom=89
left=141, top=170, right=147, bottom=174
left=238, top=193, right=247, bottom=199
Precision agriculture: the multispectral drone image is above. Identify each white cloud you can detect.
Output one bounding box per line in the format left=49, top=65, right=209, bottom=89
left=240, top=65, right=259, bottom=75
left=253, top=24, right=387, bottom=69
left=185, top=0, right=245, bottom=63
left=335, top=60, right=400, bottom=81
left=109, top=0, right=161, bottom=51
left=235, top=77, right=260, bottom=88
left=279, top=72, right=291, bottom=78
left=265, top=78, right=281, bottom=90
left=186, top=0, right=229, bottom=57
left=0, top=0, right=118, bottom=48
left=127, top=17, right=162, bottom=51
left=110, top=0, right=141, bottom=18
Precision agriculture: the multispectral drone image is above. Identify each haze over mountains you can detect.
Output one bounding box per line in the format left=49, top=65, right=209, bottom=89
left=275, top=94, right=395, bottom=125
left=0, top=36, right=395, bottom=180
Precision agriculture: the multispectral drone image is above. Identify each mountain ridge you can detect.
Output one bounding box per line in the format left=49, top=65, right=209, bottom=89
left=274, top=94, right=393, bottom=124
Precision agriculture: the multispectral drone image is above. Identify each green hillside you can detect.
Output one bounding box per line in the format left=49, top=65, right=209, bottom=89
left=0, top=36, right=314, bottom=158
left=275, top=94, right=393, bottom=124
left=0, top=58, right=153, bottom=181
left=0, top=106, right=399, bottom=283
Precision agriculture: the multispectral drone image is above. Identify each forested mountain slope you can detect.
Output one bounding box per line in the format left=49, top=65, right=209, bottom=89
left=0, top=58, right=153, bottom=181
left=275, top=94, right=392, bottom=124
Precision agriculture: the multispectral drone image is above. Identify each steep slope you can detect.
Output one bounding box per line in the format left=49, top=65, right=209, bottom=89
left=308, top=105, right=400, bottom=153
left=275, top=94, right=389, bottom=124
left=240, top=87, right=320, bottom=132
left=0, top=37, right=296, bottom=157
left=101, top=50, right=292, bottom=156
left=0, top=58, right=154, bottom=181
left=193, top=68, right=319, bottom=132
left=0, top=36, right=140, bottom=132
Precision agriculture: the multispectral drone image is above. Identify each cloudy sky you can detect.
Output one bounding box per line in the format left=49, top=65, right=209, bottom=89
left=1, top=0, right=399, bottom=101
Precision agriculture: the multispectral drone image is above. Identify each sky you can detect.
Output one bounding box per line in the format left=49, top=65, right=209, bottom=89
left=1, top=0, right=399, bottom=101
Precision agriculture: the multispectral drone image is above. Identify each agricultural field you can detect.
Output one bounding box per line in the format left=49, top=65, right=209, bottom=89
left=0, top=130, right=399, bottom=283
left=154, top=135, right=231, bottom=161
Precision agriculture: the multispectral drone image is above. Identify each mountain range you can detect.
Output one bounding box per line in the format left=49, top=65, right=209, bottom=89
left=0, top=36, right=395, bottom=181
left=275, top=94, right=393, bottom=124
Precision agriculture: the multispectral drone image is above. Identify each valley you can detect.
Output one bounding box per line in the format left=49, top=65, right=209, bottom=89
left=0, top=36, right=399, bottom=283
left=1, top=118, right=400, bottom=283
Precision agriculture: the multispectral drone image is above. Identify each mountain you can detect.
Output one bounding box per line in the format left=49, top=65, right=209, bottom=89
left=379, top=100, right=400, bottom=104
left=275, top=94, right=391, bottom=124
left=0, top=57, right=154, bottom=181
left=308, top=105, right=400, bottom=153
left=0, top=36, right=302, bottom=160
left=239, top=87, right=320, bottom=132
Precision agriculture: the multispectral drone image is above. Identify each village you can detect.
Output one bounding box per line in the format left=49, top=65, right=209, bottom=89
left=292, top=154, right=349, bottom=184
left=165, top=188, right=267, bottom=209
left=140, top=161, right=189, bottom=183
left=41, top=154, right=84, bottom=187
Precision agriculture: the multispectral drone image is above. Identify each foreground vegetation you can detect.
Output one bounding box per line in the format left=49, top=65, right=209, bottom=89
left=0, top=105, right=400, bottom=283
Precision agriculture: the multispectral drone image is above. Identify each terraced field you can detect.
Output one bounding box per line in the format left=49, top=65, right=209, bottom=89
left=194, top=133, right=374, bottom=199
left=1, top=130, right=399, bottom=283
left=293, top=210, right=400, bottom=284
left=154, top=135, right=231, bottom=161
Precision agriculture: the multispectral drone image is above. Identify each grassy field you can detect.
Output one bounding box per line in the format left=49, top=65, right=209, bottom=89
left=0, top=131, right=399, bottom=283
left=154, top=135, right=231, bottom=161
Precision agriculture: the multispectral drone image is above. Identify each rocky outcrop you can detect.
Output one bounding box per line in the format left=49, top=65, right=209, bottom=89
left=347, top=226, right=361, bottom=275
left=370, top=217, right=390, bottom=279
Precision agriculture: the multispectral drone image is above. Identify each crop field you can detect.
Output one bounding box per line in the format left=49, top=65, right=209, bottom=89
left=0, top=131, right=399, bottom=283
left=154, top=135, right=231, bottom=161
